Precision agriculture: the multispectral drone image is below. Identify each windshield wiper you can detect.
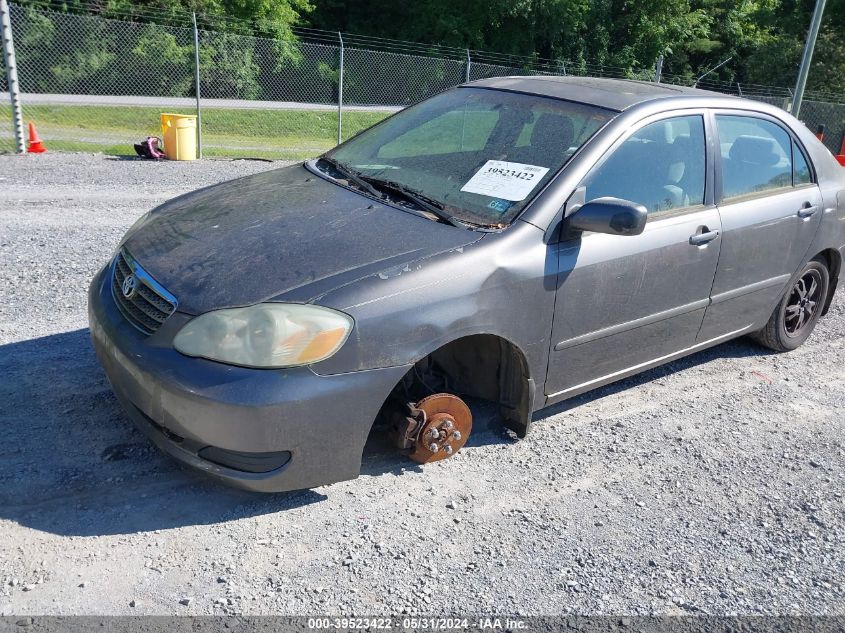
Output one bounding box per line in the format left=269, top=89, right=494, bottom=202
left=316, top=157, right=386, bottom=202
left=316, top=157, right=465, bottom=228
left=356, top=176, right=465, bottom=228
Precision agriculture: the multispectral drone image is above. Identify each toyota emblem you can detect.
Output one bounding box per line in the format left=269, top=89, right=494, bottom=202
left=121, top=274, right=138, bottom=299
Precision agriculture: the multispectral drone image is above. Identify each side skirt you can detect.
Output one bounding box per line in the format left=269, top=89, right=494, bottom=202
left=543, top=325, right=755, bottom=407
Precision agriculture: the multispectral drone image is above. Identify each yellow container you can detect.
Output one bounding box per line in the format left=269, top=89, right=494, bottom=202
left=160, top=113, right=197, bottom=161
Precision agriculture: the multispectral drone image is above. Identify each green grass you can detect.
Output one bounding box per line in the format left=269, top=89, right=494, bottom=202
left=2, top=104, right=391, bottom=159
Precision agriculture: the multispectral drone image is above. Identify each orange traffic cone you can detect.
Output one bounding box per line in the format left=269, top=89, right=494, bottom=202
left=27, top=122, right=46, bottom=153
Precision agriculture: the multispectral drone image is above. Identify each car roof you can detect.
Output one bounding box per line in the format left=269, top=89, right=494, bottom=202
left=466, top=75, right=733, bottom=111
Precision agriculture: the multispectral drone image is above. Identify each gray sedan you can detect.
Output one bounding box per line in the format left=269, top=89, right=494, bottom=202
left=88, top=76, right=845, bottom=492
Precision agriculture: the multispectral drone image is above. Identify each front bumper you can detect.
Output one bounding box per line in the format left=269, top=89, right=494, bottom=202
left=87, top=265, right=410, bottom=493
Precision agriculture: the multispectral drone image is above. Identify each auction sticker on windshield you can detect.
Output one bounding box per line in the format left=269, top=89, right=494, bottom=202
left=460, top=160, right=550, bottom=201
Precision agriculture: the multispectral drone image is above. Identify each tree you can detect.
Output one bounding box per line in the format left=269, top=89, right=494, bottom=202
left=17, top=0, right=312, bottom=39
left=309, top=0, right=712, bottom=75
left=306, top=0, right=844, bottom=94
left=575, top=0, right=709, bottom=73
left=753, top=0, right=845, bottom=94
left=15, top=0, right=845, bottom=96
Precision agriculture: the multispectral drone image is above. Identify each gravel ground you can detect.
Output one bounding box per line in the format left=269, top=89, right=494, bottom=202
left=0, top=153, right=843, bottom=617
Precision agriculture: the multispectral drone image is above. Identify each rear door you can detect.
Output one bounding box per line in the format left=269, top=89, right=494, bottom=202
left=697, top=112, right=824, bottom=340
left=545, top=112, right=722, bottom=399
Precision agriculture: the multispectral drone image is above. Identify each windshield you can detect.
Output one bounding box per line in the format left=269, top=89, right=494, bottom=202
left=324, top=87, right=615, bottom=226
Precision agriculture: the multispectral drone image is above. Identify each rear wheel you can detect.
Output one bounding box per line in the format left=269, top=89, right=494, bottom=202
left=751, top=258, right=829, bottom=352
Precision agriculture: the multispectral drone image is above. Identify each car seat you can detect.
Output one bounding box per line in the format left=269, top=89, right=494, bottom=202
left=506, top=113, right=575, bottom=166
left=722, top=135, right=787, bottom=198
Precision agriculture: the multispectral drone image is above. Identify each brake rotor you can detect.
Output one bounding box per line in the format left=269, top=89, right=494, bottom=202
left=409, top=393, right=472, bottom=464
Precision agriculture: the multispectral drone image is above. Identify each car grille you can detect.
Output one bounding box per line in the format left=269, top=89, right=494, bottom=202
left=111, top=249, right=177, bottom=335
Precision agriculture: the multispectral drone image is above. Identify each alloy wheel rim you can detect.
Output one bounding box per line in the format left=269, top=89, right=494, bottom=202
left=784, top=269, right=823, bottom=337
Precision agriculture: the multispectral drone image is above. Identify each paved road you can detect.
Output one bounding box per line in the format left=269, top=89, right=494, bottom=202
left=6, top=92, right=402, bottom=112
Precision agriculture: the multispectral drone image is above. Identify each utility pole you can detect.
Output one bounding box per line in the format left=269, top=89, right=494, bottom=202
left=654, top=55, right=664, bottom=83
left=465, top=49, right=471, bottom=83
left=337, top=32, right=344, bottom=145
left=1, top=0, right=25, bottom=154
left=791, top=0, right=827, bottom=118
left=192, top=12, right=202, bottom=158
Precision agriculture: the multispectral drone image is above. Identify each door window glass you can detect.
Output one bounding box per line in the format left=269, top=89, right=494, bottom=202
left=793, top=141, right=812, bottom=185
left=580, top=115, right=706, bottom=214
left=717, top=115, right=793, bottom=199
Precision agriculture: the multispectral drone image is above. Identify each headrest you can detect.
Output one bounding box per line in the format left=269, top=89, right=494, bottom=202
left=666, top=135, right=691, bottom=184
left=671, top=134, right=691, bottom=151
left=638, top=122, right=672, bottom=144
left=530, top=113, right=575, bottom=151
left=729, top=135, right=781, bottom=167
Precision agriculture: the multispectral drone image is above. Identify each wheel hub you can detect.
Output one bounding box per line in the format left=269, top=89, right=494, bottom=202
left=408, top=393, right=472, bottom=464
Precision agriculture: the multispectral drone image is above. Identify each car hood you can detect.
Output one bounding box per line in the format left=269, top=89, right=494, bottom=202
left=123, top=163, right=482, bottom=314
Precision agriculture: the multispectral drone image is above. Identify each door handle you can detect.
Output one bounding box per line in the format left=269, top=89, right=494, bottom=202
left=797, top=204, right=818, bottom=219
left=689, top=230, right=720, bottom=246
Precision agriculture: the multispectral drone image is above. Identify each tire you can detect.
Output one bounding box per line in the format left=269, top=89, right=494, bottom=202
left=751, top=257, right=830, bottom=352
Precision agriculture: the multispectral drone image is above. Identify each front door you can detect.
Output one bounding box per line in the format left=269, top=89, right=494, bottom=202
left=697, top=113, right=824, bottom=340
left=545, top=113, right=721, bottom=399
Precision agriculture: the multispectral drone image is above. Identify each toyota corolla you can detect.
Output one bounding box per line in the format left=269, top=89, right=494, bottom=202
left=89, top=76, right=845, bottom=492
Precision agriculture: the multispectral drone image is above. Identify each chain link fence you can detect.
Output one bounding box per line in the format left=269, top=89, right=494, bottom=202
left=2, top=3, right=845, bottom=159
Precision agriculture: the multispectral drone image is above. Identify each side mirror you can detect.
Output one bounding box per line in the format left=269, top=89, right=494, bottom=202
left=567, top=197, right=648, bottom=236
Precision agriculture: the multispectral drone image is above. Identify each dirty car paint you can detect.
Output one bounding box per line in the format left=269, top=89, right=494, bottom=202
left=123, top=164, right=483, bottom=314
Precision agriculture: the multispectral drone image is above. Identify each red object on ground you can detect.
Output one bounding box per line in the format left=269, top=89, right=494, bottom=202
left=27, top=122, right=46, bottom=153
left=836, top=155, right=845, bottom=166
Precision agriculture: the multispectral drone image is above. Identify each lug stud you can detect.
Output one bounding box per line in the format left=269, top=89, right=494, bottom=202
left=407, top=393, right=472, bottom=465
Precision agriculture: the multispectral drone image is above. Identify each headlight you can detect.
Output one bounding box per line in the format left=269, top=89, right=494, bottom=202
left=173, top=303, right=353, bottom=368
